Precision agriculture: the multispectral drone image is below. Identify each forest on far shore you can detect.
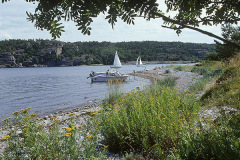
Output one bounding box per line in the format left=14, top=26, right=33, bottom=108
left=0, top=39, right=215, bottom=67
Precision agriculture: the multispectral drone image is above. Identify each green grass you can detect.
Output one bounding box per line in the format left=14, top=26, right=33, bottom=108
left=189, top=76, right=210, bottom=93
left=96, top=78, right=200, bottom=159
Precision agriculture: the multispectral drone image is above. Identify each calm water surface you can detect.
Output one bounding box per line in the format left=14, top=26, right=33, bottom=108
left=0, top=64, right=175, bottom=120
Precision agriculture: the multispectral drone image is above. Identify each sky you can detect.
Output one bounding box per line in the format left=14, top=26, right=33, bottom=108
left=0, top=0, right=223, bottom=44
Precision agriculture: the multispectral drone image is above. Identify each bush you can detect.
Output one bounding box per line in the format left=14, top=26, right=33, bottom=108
left=174, top=66, right=184, bottom=71
left=164, top=69, right=171, bottom=74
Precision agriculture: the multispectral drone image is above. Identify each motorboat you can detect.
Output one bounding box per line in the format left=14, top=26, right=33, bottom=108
left=88, top=69, right=129, bottom=82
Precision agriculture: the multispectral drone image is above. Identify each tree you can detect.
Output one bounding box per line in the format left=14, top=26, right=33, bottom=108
left=2, top=0, right=240, bottom=49
left=216, top=24, right=240, bottom=59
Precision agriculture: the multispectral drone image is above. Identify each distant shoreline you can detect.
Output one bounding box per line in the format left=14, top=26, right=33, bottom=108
left=0, top=61, right=197, bottom=68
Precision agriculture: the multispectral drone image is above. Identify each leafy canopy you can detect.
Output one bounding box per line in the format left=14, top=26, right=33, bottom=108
left=2, top=0, right=240, bottom=47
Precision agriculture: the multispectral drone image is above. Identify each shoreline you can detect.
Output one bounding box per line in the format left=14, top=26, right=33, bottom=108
left=0, top=61, right=197, bottom=68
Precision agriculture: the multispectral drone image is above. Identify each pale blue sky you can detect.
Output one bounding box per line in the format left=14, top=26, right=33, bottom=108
left=0, top=0, right=222, bottom=43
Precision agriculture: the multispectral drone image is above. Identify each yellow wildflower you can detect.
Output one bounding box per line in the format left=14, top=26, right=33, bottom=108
left=22, top=125, right=27, bottom=128
left=1, top=135, right=10, bottom=141
left=63, top=133, right=72, bottom=137
left=2, top=117, right=11, bottom=122
left=192, top=113, right=199, bottom=116
left=86, top=135, right=93, bottom=139
left=12, top=111, right=20, bottom=115
left=103, top=145, right=108, bottom=148
left=68, top=116, right=75, bottom=120
left=62, top=127, right=75, bottom=132
left=69, top=113, right=75, bottom=116
left=70, top=124, right=75, bottom=128
left=162, top=118, right=166, bottom=120
left=95, top=122, right=101, bottom=125
left=21, top=108, right=31, bottom=114
left=196, top=128, right=201, bottom=131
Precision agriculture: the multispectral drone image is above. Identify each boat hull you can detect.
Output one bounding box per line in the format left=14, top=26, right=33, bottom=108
left=110, top=65, right=122, bottom=68
left=91, top=75, right=128, bottom=82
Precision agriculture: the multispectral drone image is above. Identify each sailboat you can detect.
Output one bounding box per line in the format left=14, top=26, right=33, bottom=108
left=110, top=51, right=122, bottom=68
left=136, top=56, right=145, bottom=67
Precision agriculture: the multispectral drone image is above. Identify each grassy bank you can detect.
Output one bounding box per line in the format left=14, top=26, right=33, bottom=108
left=1, top=57, right=240, bottom=159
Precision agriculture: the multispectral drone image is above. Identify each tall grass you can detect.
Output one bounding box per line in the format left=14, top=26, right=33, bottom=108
left=200, top=55, right=240, bottom=109
left=178, top=111, right=240, bottom=160
left=189, top=76, right=210, bottom=93
left=96, top=78, right=200, bottom=158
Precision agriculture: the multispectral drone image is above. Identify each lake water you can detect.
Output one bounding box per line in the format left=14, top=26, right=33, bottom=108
left=0, top=64, right=178, bottom=121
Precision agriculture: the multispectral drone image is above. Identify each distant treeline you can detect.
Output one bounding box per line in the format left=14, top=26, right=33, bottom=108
left=0, top=39, right=215, bottom=67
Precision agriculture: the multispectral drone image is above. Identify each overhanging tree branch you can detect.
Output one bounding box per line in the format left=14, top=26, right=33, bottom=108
left=153, top=12, right=240, bottom=50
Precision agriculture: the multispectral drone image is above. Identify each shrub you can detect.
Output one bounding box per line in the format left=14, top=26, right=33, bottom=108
left=175, top=66, right=184, bottom=71
left=164, top=69, right=171, bottom=74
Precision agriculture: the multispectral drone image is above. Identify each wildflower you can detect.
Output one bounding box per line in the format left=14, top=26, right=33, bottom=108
left=114, top=109, right=118, bottom=112
left=95, top=122, right=101, bottom=125
left=103, top=145, right=108, bottom=149
left=70, top=124, right=75, bottom=128
left=86, top=135, right=93, bottom=139
left=68, top=116, right=75, bottom=120
left=86, top=110, right=97, bottom=116
left=170, top=111, right=173, bottom=114
left=196, top=128, right=201, bottom=131
left=192, top=113, right=199, bottom=116
left=63, top=133, right=72, bottom=137
left=1, top=135, right=10, bottom=141
left=22, top=125, right=27, bottom=128
left=29, top=114, right=36, bottom=118
left=62, top=127, right=75, bottom=132
left=21, top=108, right=31, bottom=114
left=162, top=118, right=166, bottom=120
left=2, top=117, right=11, bottom=122
left=69, top=113, right=75, bottom=116
left=12, top=111, right=20, bottom=115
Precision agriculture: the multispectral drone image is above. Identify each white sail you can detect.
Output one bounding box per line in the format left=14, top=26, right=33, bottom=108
left=111, top=51, right=122, bottom=68
left=136, top=56, right=144, bottom=67
left=136, top=57, right=139, bottom=65
left=139, top=57, right=143, bottom=65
